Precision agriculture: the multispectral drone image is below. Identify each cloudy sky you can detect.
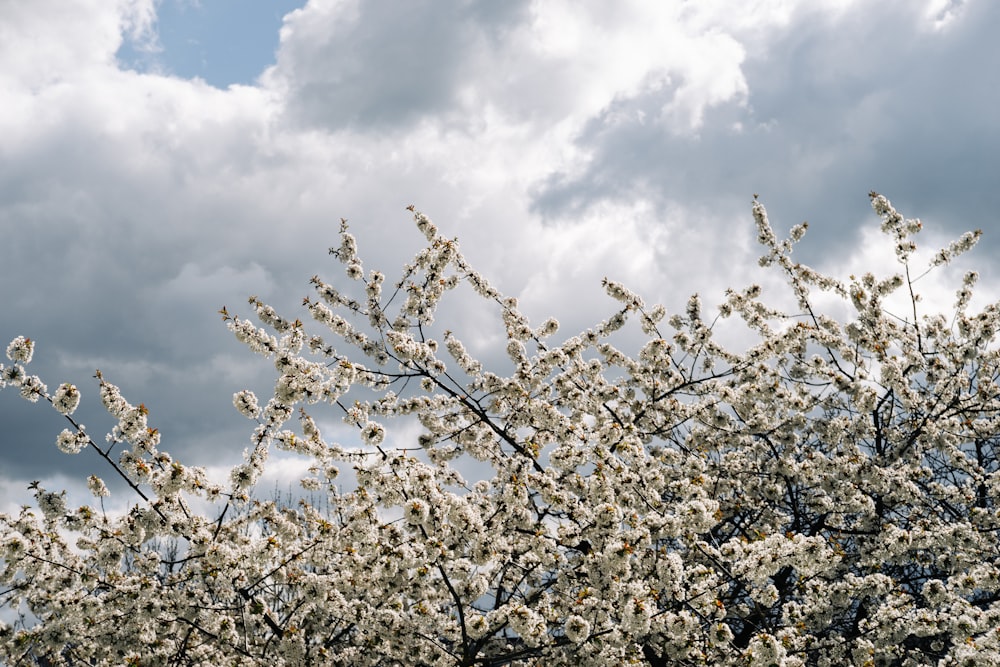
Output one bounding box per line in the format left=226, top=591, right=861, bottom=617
left=2, top=0, right=997, bottom=510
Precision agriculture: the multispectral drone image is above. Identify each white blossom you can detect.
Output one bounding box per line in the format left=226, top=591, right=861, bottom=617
left=17, top=374, right=46, bottom=402
left=5, top=335, right=33, bottom=363
left=564, top=614, right=591, bottom=643
left=1, top=196, right=999, bottom=666
left=87, top=475, right=109, bottom=497
left=360, top=420, right=385, bottom=446
left=52, top=382, right=81, bottom=415
left=233, top=389, right=261, bottom=418
left=55, top=428, right=88, bottom=454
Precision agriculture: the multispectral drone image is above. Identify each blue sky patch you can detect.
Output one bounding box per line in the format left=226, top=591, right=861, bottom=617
left=117, top=0, right=306, bottom=87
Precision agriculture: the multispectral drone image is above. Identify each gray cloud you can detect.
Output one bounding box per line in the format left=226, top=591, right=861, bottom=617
left=531, top=1, right=1000, bottom=266
left=269, top=0, right=531, bottom=132
left=2, top=0, right=998, bottom=499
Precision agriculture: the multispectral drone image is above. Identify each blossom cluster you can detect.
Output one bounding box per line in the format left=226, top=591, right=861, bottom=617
left=3, top=194, right=1000, bottom=665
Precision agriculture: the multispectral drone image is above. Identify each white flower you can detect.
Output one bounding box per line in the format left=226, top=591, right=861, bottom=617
left=537, top=317, right=560, bottom=338
left=98, top=379, right=129, bottom=418
left=361, top=421, right=385, bottom=446
left=621, top=597, right=651, bottom=635
left=119, top=404, right=149, bottom=440
left=6, top=335, right=33, bottom=363
left=55, top=428, right=88, bottom=454
left=745, top=632, right=787, bottom=666
left=404, top=500, right=429, bottom=525
left=37, top=490, right=67, bottom=520
left=413, top=211, right=438, bottom=241
left=87, top=475, right=109, bottom=497
left=508, top=605, right=546, bottom=647
left=4, top=194, right=1000, bottom=665
left=18, top=374, right=46, bottom=402
left=1, top=362, right=25, bottom=386
left=467, top=613, right=490, bottom=639
left=230, top=463, right=259, bottom=491
left=52, top=383, right=81, bottom=415
left=233, top=390, right=261, bottom=418
left=564, top=615, right=591, bottom=643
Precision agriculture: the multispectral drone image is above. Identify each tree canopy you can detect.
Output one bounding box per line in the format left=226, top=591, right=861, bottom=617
left=2, top=194, right=999, bottom=666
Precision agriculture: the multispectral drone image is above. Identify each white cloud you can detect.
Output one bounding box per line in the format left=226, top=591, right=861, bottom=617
left=923, top=0, right=971, bottom=31
left=0, top=0, right=156, bottom=85
left=1, top=0, right=997, bottom=501
left=264, top=0, right=768, bottom=141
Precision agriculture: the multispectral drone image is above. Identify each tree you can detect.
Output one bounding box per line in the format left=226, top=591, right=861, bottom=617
left=2, top=194, right=999, bottom=666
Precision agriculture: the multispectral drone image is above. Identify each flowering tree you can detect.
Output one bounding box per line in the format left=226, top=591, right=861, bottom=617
left=2, top=194, right=999, bottom=666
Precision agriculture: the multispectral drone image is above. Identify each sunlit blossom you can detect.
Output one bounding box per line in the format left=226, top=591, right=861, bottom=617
left=87, top=475, right=109, bottom=497
left=5, top=335, right=33, bottom=363
left=55, top=428, right=88, bottom=454
left=2, top=197, right=1000, bottom=665
left=52, top=382, right=81, bottom=415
